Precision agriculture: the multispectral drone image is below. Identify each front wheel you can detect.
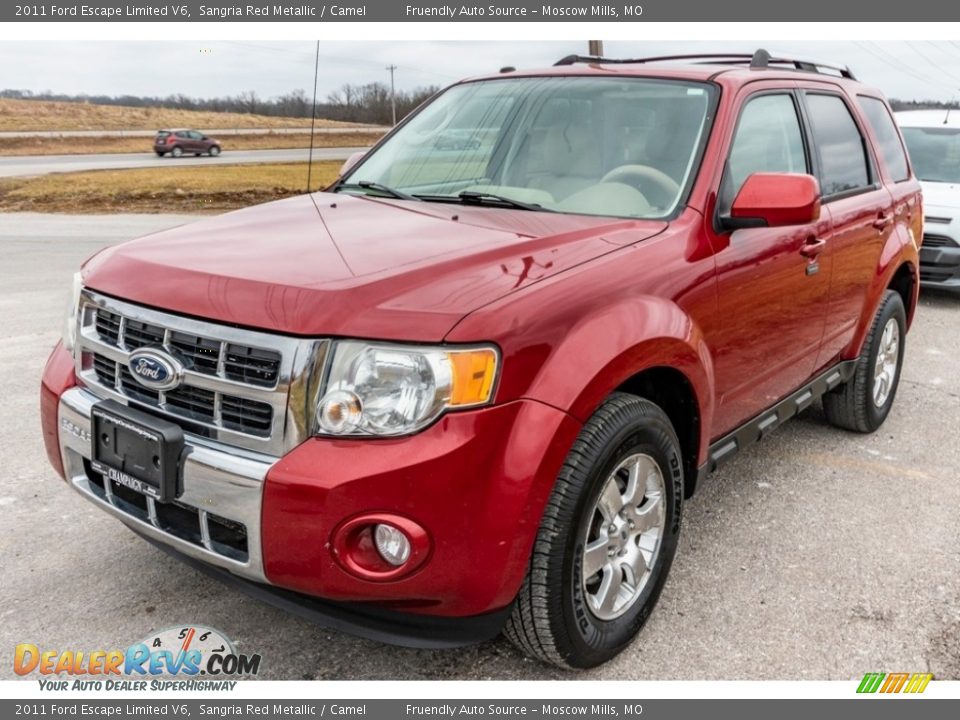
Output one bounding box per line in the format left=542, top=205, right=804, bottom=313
left=504, top=393, right=683, bottom=668
left=209, top=145, right=221, bottom=157
left=824, top=290, right=906, bottom=433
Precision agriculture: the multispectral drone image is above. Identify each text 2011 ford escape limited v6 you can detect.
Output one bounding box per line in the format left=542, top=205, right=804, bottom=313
left=41, top=51, right=921, bottom=668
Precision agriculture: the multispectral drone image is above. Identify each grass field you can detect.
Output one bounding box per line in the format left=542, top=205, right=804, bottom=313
left=0, top=98, right=369, bottom=132
left=0, top=131, right=385, bottom=156
left=0, top=161, right=342, bottom=213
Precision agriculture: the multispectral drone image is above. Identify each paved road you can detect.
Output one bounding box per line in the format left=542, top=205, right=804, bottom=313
left=0, top=147, right=365, bottom=178
left=1, top=212, right=958, bottom=681
left=0, top=127, right=386, bottom=139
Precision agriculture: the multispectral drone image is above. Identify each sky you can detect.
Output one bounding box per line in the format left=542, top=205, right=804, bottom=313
left=3, top=40, right=960, bottom=103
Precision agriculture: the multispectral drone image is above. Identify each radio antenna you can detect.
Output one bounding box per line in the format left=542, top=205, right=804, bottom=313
left=307, top=40, right=320, bottom=192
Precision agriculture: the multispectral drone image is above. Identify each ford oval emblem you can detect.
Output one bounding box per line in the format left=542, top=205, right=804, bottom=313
left=127, top=348, right=183, bottom=391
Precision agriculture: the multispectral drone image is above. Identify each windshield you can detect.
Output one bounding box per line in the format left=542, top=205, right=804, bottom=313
left=901, top=126, right=960, bottom=183
left=339, top=76, right=717, bottom=219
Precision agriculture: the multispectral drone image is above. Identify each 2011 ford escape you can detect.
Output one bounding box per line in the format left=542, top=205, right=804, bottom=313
left=41, top=50, right=922, bottom=668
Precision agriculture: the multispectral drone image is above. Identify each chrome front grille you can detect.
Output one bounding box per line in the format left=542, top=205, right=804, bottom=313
left=95, top=309, right=282, bottom=387
left=75, top=291, right=329, bottom=457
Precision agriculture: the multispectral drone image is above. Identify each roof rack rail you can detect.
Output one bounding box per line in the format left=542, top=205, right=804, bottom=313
left=553, top=48, right=857, bottom=80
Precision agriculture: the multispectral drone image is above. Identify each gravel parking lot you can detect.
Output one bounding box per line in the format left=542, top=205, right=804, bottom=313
left=1, top=212, right=957, bottom=681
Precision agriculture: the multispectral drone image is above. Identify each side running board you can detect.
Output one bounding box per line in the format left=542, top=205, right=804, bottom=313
left=705, top=360, right=858, bottom=473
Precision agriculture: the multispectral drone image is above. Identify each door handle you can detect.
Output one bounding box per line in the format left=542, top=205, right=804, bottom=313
left=873, top=213, right=894, bottom=230
left=799, top=237, right=826, bottom=259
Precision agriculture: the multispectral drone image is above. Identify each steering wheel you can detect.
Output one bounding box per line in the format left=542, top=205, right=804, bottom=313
left=601, top=165, right=681, bottom=206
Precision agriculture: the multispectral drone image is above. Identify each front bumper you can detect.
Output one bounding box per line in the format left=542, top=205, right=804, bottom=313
left=45, top=344, right=581, bottom=623
left=140, top=533, right=514, bottom=648
left=58, top=385, right=273, bottom=582
left=919, top=241, right=960, bottom=292
left=919, top=213, right=960, bottom=292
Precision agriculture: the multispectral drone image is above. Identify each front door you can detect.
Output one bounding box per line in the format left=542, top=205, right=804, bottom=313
left=708, top=89, right=831, bottom=434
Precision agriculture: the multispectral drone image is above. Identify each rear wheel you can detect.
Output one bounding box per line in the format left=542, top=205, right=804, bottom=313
left=505, top=393, right=683, bottom=668
left=170, top=146, right=183, bottom=158
left=824, top=290, right=906, bottom=432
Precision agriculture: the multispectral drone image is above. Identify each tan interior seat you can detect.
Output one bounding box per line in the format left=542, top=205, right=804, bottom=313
left=525, top=125, right=603, bottom=200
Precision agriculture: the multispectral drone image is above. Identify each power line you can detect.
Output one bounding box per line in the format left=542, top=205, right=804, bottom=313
left=855, top=41, right=954, bottom=96
left=919, top=41, right=960, bottom=85
left=906, top=41, right=960, bottom=86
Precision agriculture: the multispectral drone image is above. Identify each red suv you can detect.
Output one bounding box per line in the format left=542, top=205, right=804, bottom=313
left=154, top=129, right=221, bottom=157
left=42, top=51, right=921, bottom=668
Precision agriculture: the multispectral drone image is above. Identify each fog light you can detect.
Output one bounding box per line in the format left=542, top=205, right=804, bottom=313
left=374, top=524, right=411, bottom=566
left=317, top=390, right=362, bottom=433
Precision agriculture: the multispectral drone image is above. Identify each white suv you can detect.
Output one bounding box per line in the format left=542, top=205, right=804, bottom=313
left=897, top=109, right=960, bottom=293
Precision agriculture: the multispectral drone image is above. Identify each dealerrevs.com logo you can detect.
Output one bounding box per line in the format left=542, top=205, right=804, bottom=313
left=15, top=625, right=261, bottom=691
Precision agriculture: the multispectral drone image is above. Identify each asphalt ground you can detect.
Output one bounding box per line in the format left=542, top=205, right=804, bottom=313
left=0, top=212, right=957, bottom=680
left=0, top=128, right=384, bottom=138
left=0, top=147, right=362, bottom=178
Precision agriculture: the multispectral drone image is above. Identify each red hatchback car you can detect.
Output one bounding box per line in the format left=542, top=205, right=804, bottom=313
left=154, top=128, right=222, bottom=157
left=43, top=50, right=921, bottom=668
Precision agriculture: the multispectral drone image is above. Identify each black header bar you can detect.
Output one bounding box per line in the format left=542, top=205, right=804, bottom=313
left=5, top=1, right=957, bottom=22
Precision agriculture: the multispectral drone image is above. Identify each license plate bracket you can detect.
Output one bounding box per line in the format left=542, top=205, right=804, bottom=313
left=90, top=400, right=185, bottom=503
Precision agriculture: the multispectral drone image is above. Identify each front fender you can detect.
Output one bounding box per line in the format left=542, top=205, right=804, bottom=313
left=531, top=297, right=712, bottom=418
left=452, top=293, right=715, bottom=468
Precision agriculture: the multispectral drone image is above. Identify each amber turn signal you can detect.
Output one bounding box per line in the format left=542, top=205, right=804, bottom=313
left=447, top=348, right=498, bottom=407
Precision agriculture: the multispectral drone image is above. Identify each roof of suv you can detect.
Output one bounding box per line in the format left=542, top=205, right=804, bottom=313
left=475, top=49, right=870, bottom=92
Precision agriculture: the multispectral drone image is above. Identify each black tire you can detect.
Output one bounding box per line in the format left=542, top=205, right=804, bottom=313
left=170, top=146, right=183, bottom=158
left=824, top=290, right=906, bottom=433
left=505, top=393, right=683, bottom=669
left=154, top=151, right=165, bottom=157
left=209, top=145, right=221, bottom=157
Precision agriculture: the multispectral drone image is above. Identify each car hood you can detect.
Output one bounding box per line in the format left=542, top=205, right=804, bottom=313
left=83, top=192, right=667, bottom=340
left=920, top=180, right=960, bottom=211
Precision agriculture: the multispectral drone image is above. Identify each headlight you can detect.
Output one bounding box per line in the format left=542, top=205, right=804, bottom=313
left=316, top=341, right=499, bottom=437
left=62, top=271, right=83, bottom=353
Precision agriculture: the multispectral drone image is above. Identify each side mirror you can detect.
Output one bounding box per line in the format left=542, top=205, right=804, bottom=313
left=339, top=151, right=366, bottom=177
left=724, top=172, right=821, bottom=230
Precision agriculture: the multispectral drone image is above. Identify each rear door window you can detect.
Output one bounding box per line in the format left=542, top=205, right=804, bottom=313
left=805, top=94, right=872, bottom=197
left=857, top=96, right=910, bottom=182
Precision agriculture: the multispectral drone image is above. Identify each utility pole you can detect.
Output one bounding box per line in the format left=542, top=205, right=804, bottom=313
left=386, top=64, right=398, bottom=126
left=588, top=40, right=604, bottom=57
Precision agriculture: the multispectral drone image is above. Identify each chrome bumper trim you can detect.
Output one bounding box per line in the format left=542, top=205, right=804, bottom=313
left=58, top=386, right=272, bottom=583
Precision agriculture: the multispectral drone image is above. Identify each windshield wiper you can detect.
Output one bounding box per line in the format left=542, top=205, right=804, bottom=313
left=455, top=190, right=547, bottom=212
left=417, top=190, right=553, bottom=212
left=337, top=181, right=421, bottom=202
